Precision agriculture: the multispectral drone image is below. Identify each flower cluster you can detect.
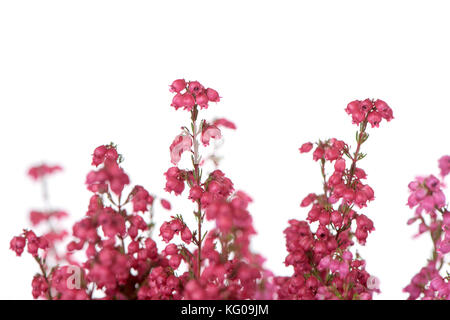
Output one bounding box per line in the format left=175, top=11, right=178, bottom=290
left=86, top=144, right=129, bottom=195
left=11, top=80, right=272, bottom=300
left=170, top=79, right=220, bottom=111
left=10, top=230, right=49, bottom=258
left=28, top=164, right=62, bottom=181
left=345, top=99, right=393, bottom=127
left=276, top=99, right=392, bottom=300
left=17, top=85, right=431, bottom=300
left=164, top=79, right=273, bottom=299
left=11, top=164, right=69, bottom=267
left=404, top=156, right=449, bottom=299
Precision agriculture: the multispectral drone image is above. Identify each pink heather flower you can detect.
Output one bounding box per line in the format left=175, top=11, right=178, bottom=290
left=312, top=147, right=324, bottom=161
left=343, top=188, right=355, bottom=203
left=28, top=164, right=62, bottom=181
left=169, top=79, right=186, bottom=93
left=331, top=211, right=343, bottom=227
left=355, top=190, right=369, bottom=208
left=207, top=180, right=221, bottom=193
left=338, top=262, right=349, bottom=278
left=307, top=207, right=320, bottom=222
left=189, top=185, right=203, bottom=201
left=345, top=100, right=361, bottom=115
left=351, top=110, right=365, bottom=125
left=425, top=175, right=440, bottom=192
left=301, top=193, right=316, bottom=207
left=164, top=167, right=185, bottom=195
left=334, top=159, right=346, bottom=172
left=318, top=256, right=331, bottom=270
left=430, top=277, right=446, bottom=292
left=23, top=230, right=47, bottom=257
left=367, top=111, right=382, bottom=128
left=374, top=99, right=394, bottom=121
left=10, top=236, right=26, bottom=256
left=213, top=118, right=236, bottom=130
left=367, top=276, right=380, bottom=290
left=433, top=190, right=446, bottom=208
left=438, top=155, right=450, bottom=177
left=318, top=211, right=330, bottom=225
left=160, top=199, right=171, bottom=210
left=206, top=88, right=220, bottom=102
left=171, top=93, right=184, bottom=110
left=29, top=211, right=48, bottom=226
left=188, top=81, right=204, bottom=95
left=324, top=147, right=340, bottom=161
left=201, top=123, right=222, bottom=146
left=438, top=235, right=450, bottom=254
left=196, top=92, right=209, bottom=109
left=169, top=134, right=192, bottom=165
left=128, top=241, right=140, bottom=254
left=169, top=254, right=182, bottom=269
left=299, top=142, right=313, bottom=153
left=200, top=191, right=214, bottom=207
left=105, top=148, right=119, bottom=161
left=91, top=145, right=118, bottom=167
left=159, top=221, right=175, bottom=243
left=182, top=93, right=196, bottom=111
left=342, top=251, right=353, bottom=261
left=128, top=215, right=147, bottom=239
left=104, top=160, right=130, bottom=195
left=443, top=211, right=450, bottom=226
left=164, top=243, right=178, bottom=255
left=132, top=185, right=154, bottom=212
left=98, top=208, right=126, bottom=238
left=354, top=168, right=367, bottom=179
left=345, top=99, right=374, bottom=125
left=181, top=226, right=192, bottom=244
left=360, top=99, right=373, bottom=112
left=92, top=145, right=108, bottom=166
left=31, top=275, right=48, bottom=299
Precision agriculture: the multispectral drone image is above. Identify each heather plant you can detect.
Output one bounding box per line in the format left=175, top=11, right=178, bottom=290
left=275, top=99, right=393, bottom=300
left=10, top=80, right=273, bottom=300
left=10, top=164, right=69, bottom=299
left=403, top=156, right=450, bottom=299
left=11, top=85, right=415, bottom=301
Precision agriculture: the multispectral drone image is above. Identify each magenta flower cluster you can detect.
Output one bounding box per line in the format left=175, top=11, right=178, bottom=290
left=9, top=79, right=449, bottom=300
left=403, top=157, right=450, bottom=299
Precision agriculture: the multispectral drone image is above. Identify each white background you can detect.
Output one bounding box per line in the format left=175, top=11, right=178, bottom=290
left=0, top=1, right=449, bottom=300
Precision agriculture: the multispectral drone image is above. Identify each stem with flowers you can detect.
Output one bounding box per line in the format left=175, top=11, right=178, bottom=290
left=403, top=155, right=450, bottom=299
left=191, top=105, right=204, bottom=279
left=276, top=98, right=394, bottom=300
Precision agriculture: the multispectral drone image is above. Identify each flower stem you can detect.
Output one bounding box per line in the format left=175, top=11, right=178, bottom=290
left=191, top=106, right=203, bottom=279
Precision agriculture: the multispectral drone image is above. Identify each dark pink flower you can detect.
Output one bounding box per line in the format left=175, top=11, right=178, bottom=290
left=374, top=99, right=394, bottom=121
left=170, top=134, right=192, bottom=165
left=213, top=118, right=236, bottom=130
left=169, top=79, right=186, bottom=93
left=206, top=88, right=220, bottom=102
left=161, top=199, right=171, bottom=210
left=28, top=164, right=62, bottom=181
left=188, top=81, right=204, bottom=95
left=299, top=142, right=313, bottom=153
left=201, top=123, right=221, bottom=146
left=438, top=155, right=450, bottom=177
left=367, top=111, right=382, bottom=128
left=10, top=236, right=26, bottom=256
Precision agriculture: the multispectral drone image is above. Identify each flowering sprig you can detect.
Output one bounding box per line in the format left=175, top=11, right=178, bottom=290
left=403, top=155, right=450, bottom=299
left=165, top=79, right=272, bottom=299
left=276, top=99, right=393, bottom=300
left=10, top=164, right=68, bottom=299
left=11, top=80, right=272, bottom=300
